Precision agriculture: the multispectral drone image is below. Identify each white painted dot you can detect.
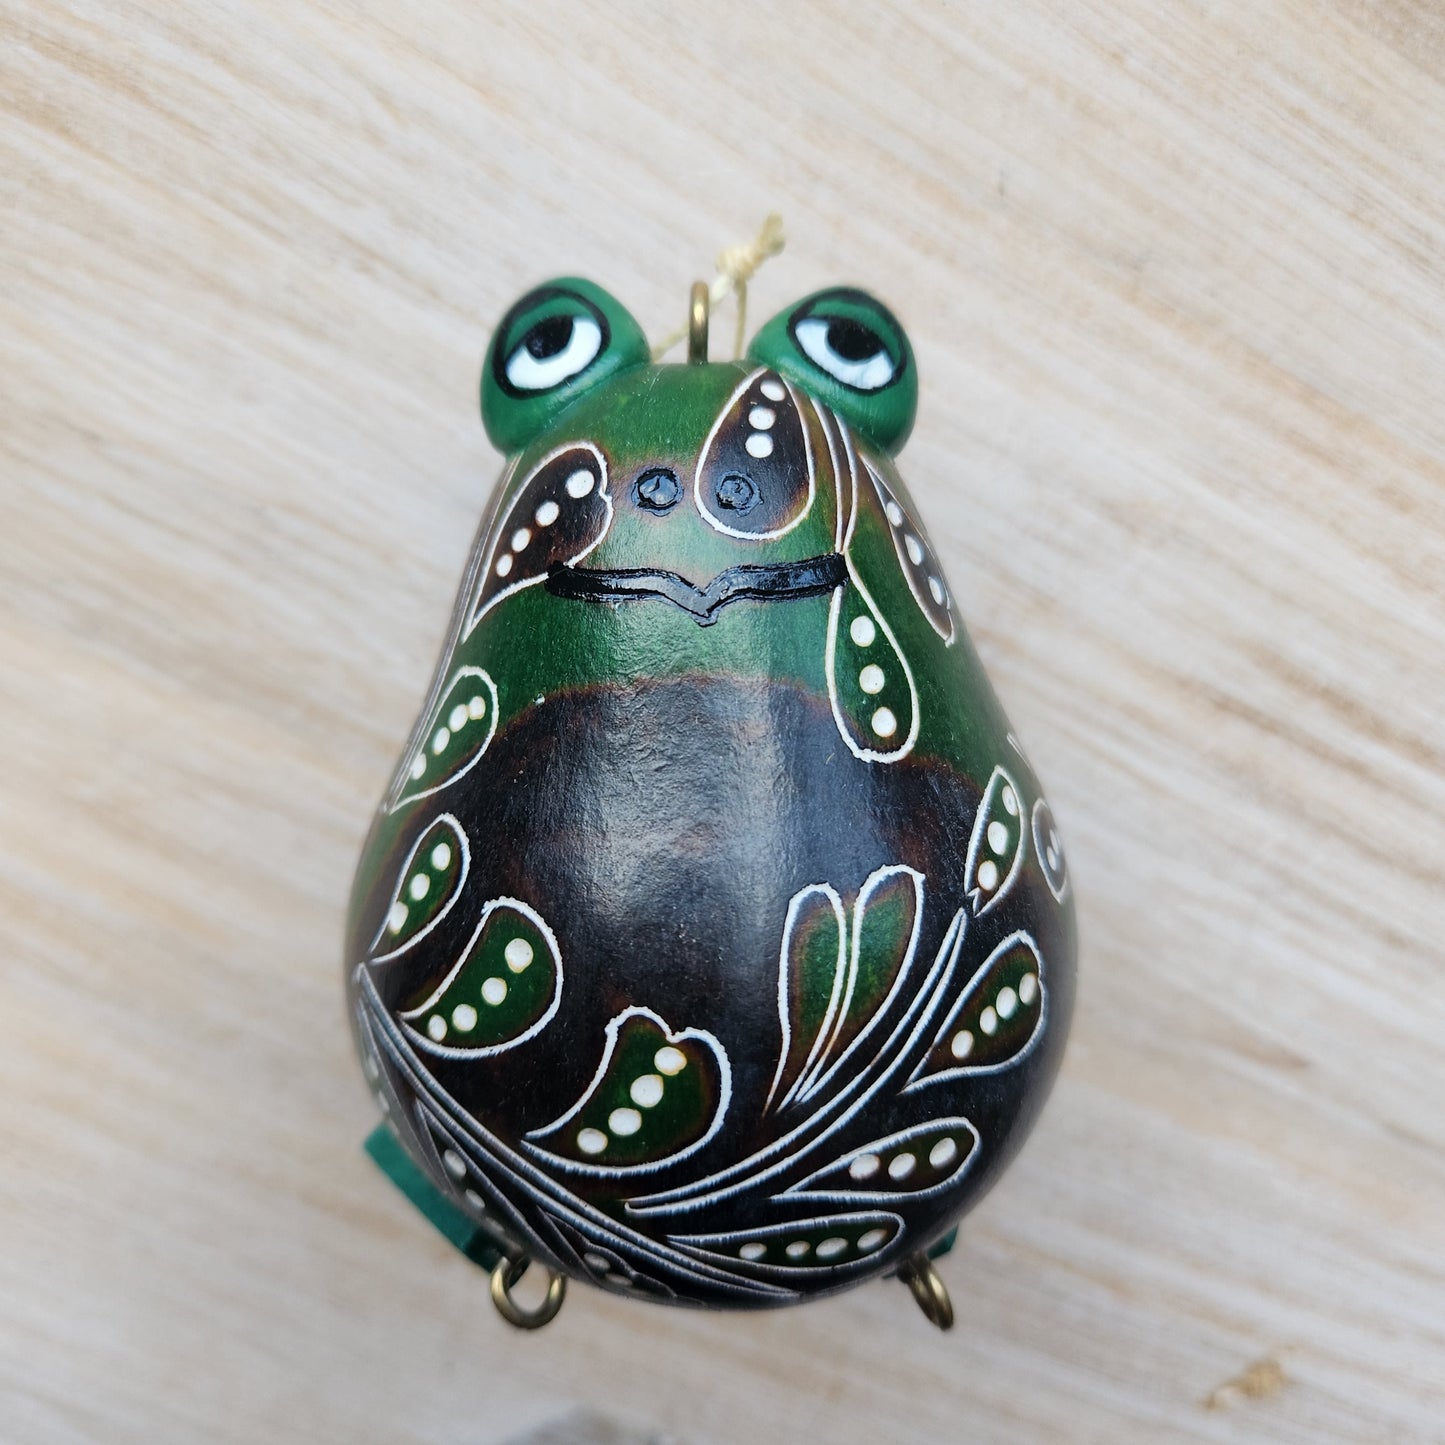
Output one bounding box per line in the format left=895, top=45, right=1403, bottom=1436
left=496, top=553, right=514, bottom=577
left=745, top=431, right=774, bottom=458
left=760, top=377, right=786, bottom=401
left=582, top=1252, right=611, bottom=1274
left=859, top=664, right=886, bottom=695
left=577, top=1127, right=608, bottom=1155
left=816, top=1237, right=849, bottom=1260
left=997, top=986, right=1019, bottom=1020
left=739, top=1242, right=767, bottom=1261
left=1019, top=973, right=1039, bottom=1006
left=443, top=1148, right=466, bottom=1179
left=857, top=1227, right=889, bottom=1252
left=849, top=614, right=877, bottom=647
left=387, top=900, right=408, bottom=934
left=888, top=1152, right=917, bottom=1181
left=849, top=1153, right=881, bottom=1181
left=785, top=1240, right=811, bottom=1260
left=987, top=821, right=1010, bottom=854
left=408, top=755, right=426, bottom=780
left=609, top=1107, right=642, bottom=1136
left=481, top=976, right=507, bottom=1006
left=375, top=1090, right=390, bottom=1113
left=928, top=576, right=946, bottom=605
left=511, top=527, right=532, bottom=552
left=432, top=727, right=450, bottom=755
left=905, top=534, right=924, bottom=566
left=408, top=872, right=429, bottom=901
left=463, top=1189, right=484, bottom=1212
left=885, top=500, right=904, bottom=527
left=427, top=1014, right=447, bottom=1041
left=467, top=694, right=487, bottom=719
left=363, top=1052, right=380, bottom=1081
left=1002, top=785, right=1019, bottom=816
left=448, top=704, right=468, bottom=732
left=980, top=1006, right=999, bottom=1036
left=950, top=1030, right=974, bottom=1060
left=748, top=405, right=776, bottom=429
left=504, top=937, right=534, bottom=973
left=871, top=706, right=898, bottom=738
left=929, top=1137, right=959, bottom=1170
left=452, top=1003, right=478, bottom=1032
left=535, top=499, right=560, bottom=526
left=429, top=844, right=451, bottom=873
left=630, top=1074, right=665, bottom=1108
left=977, top=858, right=999, bottom=891
left=655, top=1046, right=687, bottom=1076
left=565, top=468, right=596, bottom=498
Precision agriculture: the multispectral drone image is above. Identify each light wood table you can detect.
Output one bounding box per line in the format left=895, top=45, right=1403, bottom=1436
left=3, top=4, right=1442, bottom=1441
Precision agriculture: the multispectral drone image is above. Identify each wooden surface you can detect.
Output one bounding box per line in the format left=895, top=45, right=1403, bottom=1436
left=2, top=3, right=1443, bottom=1442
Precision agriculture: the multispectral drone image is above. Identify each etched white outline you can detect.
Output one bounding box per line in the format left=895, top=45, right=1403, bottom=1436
left=824, top=582, right=920, bottom=764
left=398, top=896, right=563, bottom=1059
left=628, top=908, right=968, bottom=1219
left=864, top=456, right=957, bottom=646
left=379, top=455, right=519, bottom=808
left=667, top=1209, right=905, bottom=1279
left=522, top=1006, right=732, bottom=1177
left=905, top=930, right=1048, bottom=1093
left=792, top=864, right=926, bottom=1107
left=416, top=1101, right=535, bottom=1257
left=538, top=1213, right=679, bottom=1301
left=965, top=765, right=1027, bottom=917
left=356, top=970, right=788, bottom=1302
left=693, top=368, right=816, bottom=541
left=782, top=1116, right=980, bottom=1205
left=824, top=421, right=920, bottom=763
left=766, top=884, right=847, bottom=1113
left=464, top=439, right=612, bottom=636
left=1032, top=796, right=1071, bottom=903
left=808, top=395, right=852, bottom=555
left=367, top=814, right=469, bottom=963
left=389, top=666, right=499, bottom=813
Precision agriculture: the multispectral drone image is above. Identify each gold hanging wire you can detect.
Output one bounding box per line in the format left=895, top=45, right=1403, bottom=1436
left=652, top=213, right=786, bottom=362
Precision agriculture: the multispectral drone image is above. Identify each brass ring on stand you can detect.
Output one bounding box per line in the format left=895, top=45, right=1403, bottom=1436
left=687, top=280, right=709, bottom=364
left=897, top=1252, right=954, bottom=1331
left=489, top=1254, right=567, bottom=1330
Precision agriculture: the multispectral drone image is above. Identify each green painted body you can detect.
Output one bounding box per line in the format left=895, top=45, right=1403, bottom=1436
left=345, top=282, right=1077, bottom=1312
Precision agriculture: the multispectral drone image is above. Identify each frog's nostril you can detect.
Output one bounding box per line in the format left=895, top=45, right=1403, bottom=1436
left=716, top=473, right=759, bottom=513
left=634, top=468, right=682, bottom=512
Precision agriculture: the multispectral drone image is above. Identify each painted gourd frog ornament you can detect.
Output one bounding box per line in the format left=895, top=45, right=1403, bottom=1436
left=346, top=278, right=1078, bottom=1329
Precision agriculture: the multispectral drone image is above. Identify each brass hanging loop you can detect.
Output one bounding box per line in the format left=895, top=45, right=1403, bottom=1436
left=489, top=1254, right=567, bottom=1331
left=687, top=280, right=710, bottom=364
left=897, top=1252, right=954, bottom=1331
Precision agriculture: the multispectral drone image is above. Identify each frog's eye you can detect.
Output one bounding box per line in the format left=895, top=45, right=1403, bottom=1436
left=793, top=315, right=897, bottom=391
left=504, top=312, right=604, bottom=391
left=747, top=288, right=917, bottom=454
left=482, top=279, right=649, bottom=454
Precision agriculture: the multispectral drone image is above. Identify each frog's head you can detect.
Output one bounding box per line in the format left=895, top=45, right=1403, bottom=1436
left=471, top=278, right=921, bottom=631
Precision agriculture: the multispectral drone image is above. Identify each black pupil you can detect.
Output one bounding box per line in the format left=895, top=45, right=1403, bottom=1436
left=525, top=315, right=575, bottom=359
left=824, top=317, right=884, bottom=362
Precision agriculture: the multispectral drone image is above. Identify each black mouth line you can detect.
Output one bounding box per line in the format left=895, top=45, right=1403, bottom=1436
left=545, top=553, right=847, bottom=626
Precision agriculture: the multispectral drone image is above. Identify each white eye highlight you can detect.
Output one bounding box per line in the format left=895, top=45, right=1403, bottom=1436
left=504, top=314, right=604, bottom=391
left=794, top=316, right=896, bottom=391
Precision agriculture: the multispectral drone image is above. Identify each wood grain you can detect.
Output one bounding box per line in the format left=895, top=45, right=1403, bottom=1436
left=2, top=3, right=1442, bottom=1441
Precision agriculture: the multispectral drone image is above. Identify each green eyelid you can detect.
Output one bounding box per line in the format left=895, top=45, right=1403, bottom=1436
left=481, top=278, right=649, bottom=454
left=746, top=287, right=918, bottom=455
